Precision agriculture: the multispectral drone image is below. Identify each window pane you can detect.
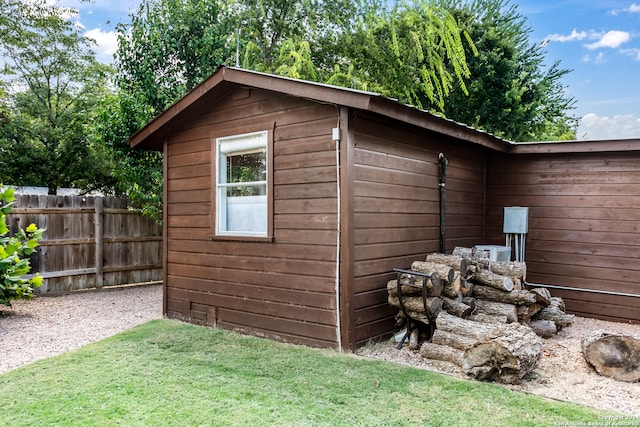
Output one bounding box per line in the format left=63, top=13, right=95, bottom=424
left=226, top=184, right=266, bottom=197
left=226, top=151, right=266, bottom=184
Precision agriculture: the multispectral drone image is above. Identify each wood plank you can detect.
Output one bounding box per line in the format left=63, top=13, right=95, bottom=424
left=274, top=182, right=336, bottom=200
left=168, top=276, right=335, bottom=309
left=274, top=198, right=337, bottom=215
left=168, top=251, right=335, bottom=277
left=217, top=308, right=337, bottom=347
left=168, top=287, right=336, bottom=325
left=167, top=265, right=335, bottom=293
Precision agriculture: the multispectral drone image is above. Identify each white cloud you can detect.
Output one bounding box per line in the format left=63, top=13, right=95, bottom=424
left=578, top=113, right=640, bottom=140
left=621, top=48, right=640, bottom=60
left=628, top=3, right=640, bottom=12
left=84, top=28, right=118, bottom=63
left=545, top=29, right=588, bottom=43
left=586, top=30, right=631, bottom=50
left=582, top=52, right=606, bottom=64
left=544, top=28, right=587, bottom=43
left=610, top=3, right=640, bottom=14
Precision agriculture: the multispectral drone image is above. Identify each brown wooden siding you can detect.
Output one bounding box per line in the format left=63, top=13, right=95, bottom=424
left=349, top=114, right=487, bottom=346
left=164, top=89, right=341, bottom=348
left=486, top=152, right=640, bottom=323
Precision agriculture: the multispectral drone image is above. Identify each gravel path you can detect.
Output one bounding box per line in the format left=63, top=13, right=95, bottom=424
left=0, top=284, right=162, bottom=374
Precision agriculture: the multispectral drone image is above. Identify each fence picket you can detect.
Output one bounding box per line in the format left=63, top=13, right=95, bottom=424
left=7, top=194, right=162, bottom=293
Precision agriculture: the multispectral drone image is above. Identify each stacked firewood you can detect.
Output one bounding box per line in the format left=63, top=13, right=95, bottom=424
left=387, top=248, right=574, bottom=384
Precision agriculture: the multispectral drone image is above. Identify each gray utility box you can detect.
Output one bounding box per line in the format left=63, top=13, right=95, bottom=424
left=504, top=207, right=529, bottom=234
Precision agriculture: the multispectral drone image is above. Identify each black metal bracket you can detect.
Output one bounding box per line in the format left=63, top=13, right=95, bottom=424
left=393, top=268, right=437, bottom=350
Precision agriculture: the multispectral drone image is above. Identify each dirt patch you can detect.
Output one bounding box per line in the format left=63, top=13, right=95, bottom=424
left=356, top=316, right=640, bottom=416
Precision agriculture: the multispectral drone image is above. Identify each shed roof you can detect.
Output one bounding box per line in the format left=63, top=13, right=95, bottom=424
left=129, top=66, right=640, bottom=153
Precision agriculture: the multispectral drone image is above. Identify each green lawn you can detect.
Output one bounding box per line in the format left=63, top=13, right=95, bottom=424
left=0, top=319, right=619, bottom=426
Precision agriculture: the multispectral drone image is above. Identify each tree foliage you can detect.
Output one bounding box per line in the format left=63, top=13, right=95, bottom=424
left=0, top=0, right=115, bottom=194
left=102, top=0, right=577, bottom=221
left=0, top=186, right=44, bottom=308
left=115, top=0, right=233, bottom=115
left=436, top=0, right=578, bottom=141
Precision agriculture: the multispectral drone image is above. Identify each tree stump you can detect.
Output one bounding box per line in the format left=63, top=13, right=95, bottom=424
left=581, top=331, right=640, bottom=382
left=463, top=323, right=542, bottom=384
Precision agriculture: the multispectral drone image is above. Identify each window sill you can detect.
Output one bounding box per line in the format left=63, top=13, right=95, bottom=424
left=208, top=234, right=274, bottom=243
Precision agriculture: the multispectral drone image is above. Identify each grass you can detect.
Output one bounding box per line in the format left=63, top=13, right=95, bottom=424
left=0, top=319, right=621, bottom=426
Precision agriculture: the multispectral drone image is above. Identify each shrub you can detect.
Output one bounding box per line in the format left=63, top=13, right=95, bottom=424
left=0, top=186, right=44, bottom=307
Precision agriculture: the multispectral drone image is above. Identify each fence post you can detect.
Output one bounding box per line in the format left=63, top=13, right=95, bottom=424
left=95, top=198, right=104, bottom=289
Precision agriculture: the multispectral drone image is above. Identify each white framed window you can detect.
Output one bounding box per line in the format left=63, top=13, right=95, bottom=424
left=215, top=130, right=269, bottom=237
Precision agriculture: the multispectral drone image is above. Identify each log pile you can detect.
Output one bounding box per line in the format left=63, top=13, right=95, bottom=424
left=387, top=249, right=575, bottom=383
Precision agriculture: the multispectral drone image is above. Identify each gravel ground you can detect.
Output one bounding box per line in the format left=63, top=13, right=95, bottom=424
left=357, top=316, right=640, bottom=416
left=2, top=285, right=639, bottom=418
left=0, top=284, right=162, bottom=374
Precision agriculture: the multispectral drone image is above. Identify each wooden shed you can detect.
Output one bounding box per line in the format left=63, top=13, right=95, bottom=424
left=130, top=66, right=640, bottom=351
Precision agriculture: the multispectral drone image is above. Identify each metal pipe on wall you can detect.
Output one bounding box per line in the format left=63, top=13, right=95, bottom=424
left=438, top=153, right=448, bottom=254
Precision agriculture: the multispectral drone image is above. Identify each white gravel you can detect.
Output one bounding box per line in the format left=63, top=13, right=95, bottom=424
left=357, top=316, right=640, bottom=416
left=0, top=284, right=162, bottom=374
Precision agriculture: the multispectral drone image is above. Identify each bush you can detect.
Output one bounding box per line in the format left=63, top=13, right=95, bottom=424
left=0, top=186, right=44, bottom=307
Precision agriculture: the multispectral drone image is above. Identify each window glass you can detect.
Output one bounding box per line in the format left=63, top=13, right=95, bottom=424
left=216, top=131, right=268, bottom=236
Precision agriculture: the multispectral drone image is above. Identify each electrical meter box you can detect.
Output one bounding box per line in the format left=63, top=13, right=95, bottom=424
left=503, top=207, right=528, bottom=234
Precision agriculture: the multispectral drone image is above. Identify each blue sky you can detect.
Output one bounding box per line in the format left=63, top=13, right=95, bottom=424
left=60, top=0, right=640, bottom=141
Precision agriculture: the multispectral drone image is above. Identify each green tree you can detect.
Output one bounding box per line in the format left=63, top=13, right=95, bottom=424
left=103, top=0, right=234, bottom=220
left=337, top=1, right=476, bottom=110
left=0, top=186, right=44, bottom=308
left=0, top=1, right=115, bottom=194
left=437, top=0, right=578, bottom=141
left=115, top=0, right=233, bottom=115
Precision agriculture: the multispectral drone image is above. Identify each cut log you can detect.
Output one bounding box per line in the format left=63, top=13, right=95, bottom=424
left=472, top=285, right=537, bottom=306
left=411, top=261, right=455, bottom=284
left=581, top=331, right=640, bottom=382
left=467, top=313, right=508, bottom=324
left=487, top=261, right=527, bottom=280
left=442, top=272, right=462, bottom=299
left=419, top=342, right=464, bottom=367
left=475, top=300, right=518, bottom=323
left=431, top=329, right=476, bottom=350
left=528, top=319, right=557, bottom=338
left=529, top=287, right=552, bottom=307
left=462, top=297, right=476, bottom=312
left=463, top=324, right=542, bottom=384
left=396, top=310, right=430, bottom=326
left=437, top=311, right=512, bottom=341
left=408, top=328, right=420, bottom=351
left=388, top=296, right=442, bottom=324
left=441, top=296, right=473, bottom=318
left=472, top=269, right=514, bottom=292
left=516, top=303, right=541, bottom=323
left=533, top=297, right=574, bottom=329
left=426, top=253, right=464, bottom=271
left=386, top=277, right=443, bottom=298
left=452, top=246, right=474, bottom=258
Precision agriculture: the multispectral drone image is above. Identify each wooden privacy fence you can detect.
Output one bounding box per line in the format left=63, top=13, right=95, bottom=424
left=7, top=194, right=163, bottom=293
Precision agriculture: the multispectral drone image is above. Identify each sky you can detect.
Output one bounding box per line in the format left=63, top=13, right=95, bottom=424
left=58, top=0, right=640, bottom=141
